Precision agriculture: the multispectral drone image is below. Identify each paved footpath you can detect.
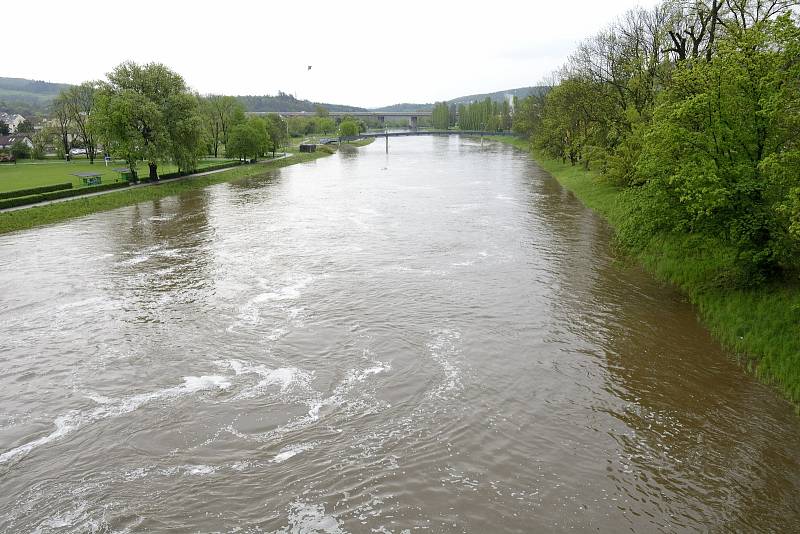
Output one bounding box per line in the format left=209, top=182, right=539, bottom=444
left=1, top=154, right=292, bottom=213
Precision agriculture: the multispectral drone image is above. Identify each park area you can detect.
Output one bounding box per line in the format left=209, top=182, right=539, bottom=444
left=0, top=158, right=236, bottom=194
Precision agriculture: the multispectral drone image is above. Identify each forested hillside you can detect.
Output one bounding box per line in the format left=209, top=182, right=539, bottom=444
left=236, top=92, right=365, bottom=112
left=0, top=77, right=72, bottom=116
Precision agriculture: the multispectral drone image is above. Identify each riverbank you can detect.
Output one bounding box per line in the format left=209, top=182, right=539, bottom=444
left=0, top=150, right=333, bottom=235
left=348, top=137, right=375, bottom=147
left=495, top=135, right=800, bottom=406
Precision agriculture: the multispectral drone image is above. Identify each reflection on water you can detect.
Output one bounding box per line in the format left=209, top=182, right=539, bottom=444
left=0, top=137, right=798, bottom=532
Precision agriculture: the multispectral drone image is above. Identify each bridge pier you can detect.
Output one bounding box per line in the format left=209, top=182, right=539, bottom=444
left=378, top=116, right=385, bottom=128
left=409, top=116, right=418, bottom=130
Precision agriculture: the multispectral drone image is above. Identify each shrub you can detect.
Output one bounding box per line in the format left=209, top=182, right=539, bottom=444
left=0, top=181, right=129, bottom=209
left=0, top=182, right=73, bottom=200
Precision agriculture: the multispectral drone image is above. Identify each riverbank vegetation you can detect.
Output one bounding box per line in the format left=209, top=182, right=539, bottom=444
left=506, top=0, right=800, bottom=403
left=431, top=99, right=512, bottom=131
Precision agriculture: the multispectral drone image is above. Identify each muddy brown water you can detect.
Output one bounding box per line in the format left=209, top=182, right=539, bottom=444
left=1, top=137, right=799, bottom=532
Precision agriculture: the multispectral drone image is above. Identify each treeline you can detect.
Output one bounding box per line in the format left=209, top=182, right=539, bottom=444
left=513, top=0, right=800, bottom=285
left=430, top=99, right=512, bottom=130
left=236, top=93, right=364, bottom=113
left=25, top=62, right=292, bottom=179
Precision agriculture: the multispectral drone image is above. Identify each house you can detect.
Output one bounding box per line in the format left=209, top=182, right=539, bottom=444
left=0, top=134, right=34, bottom=150
left=0, top=112, right=26, bottom=133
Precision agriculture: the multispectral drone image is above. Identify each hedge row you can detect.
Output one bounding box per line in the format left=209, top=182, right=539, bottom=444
left=0, top=181, right=130, bottom=209
left=0, top=182, right=73, bottom=200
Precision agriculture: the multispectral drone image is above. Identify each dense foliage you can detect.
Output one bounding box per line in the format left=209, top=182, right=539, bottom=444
left=458, top=98, right=511, bottom=131
left=91, top=62, right=206, bottom=180
left=513, top=1, right=800, bottom=286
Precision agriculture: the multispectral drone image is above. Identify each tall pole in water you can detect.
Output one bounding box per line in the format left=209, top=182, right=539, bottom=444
left=385, top=125, right=389, bottom=154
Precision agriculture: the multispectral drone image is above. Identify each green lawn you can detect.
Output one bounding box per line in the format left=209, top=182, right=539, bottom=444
left=0, top=158, right=236, bottom=193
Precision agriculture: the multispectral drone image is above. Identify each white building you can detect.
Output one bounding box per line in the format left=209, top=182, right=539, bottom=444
left=0, top=112, right=26, bottom=133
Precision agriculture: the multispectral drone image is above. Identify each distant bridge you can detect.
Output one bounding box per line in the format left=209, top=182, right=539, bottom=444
left=338, top=130, right=509, bottom=141
left=329, top=130, right=515, bottom=152
left=249, top=110, right=433, bottom=128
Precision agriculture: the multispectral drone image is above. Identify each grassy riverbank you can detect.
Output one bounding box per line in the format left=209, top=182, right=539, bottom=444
left=495, top=136, right=800, bottom=406
left=0, top=150, right=332, bottom=235
left=349, top=137, right=376, bottom=147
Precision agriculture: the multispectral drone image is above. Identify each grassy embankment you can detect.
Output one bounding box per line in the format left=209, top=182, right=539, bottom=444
left=348, top=137, right=375, bottom=147
left=0, top=150, right=332, bottom=235
left=495, top=136, right=800, bottom=406
left=0, top=158, right=237, bottom=192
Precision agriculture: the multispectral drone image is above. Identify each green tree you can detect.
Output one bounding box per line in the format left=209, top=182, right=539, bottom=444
left=317, top=117, right=335, bottom=135
left=264, top=114, right=288, bottom=156
left=431, top=102, right=450, bottom=129
left=637, top=15, right=800, bottom=281
left=338, top=119, right=360, bottom=138
left=226, top=117, right=270, bottom=161
left=10, top=140, right=31, bottom=160
left=31, top=127, right=54, bottom=159
left=91, top=61, right=206, bottom=180
left=15, top=120, right=34, bottom=133
left=0, top=121, right=9, bottom=135
left=200, top=95, right=245, bottom=158
left=62, top=82, right=98, bottom=163
left=51, top=94, right=72, bottom=160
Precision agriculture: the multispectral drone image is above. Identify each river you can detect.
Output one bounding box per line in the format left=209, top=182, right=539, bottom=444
left=1, top=137, right=799, bottom=532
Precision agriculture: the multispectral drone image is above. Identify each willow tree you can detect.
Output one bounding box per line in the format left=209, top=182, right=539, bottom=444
left=91, top=61, right=206, bottom=180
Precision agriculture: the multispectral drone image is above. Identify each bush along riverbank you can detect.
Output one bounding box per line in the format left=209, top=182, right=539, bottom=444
left=0, top=150, right=334, bottom=235
left=495, top=136, right=800, bottom=407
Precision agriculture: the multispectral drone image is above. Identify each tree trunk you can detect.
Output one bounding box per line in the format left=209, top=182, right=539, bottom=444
left=149, top=162, right=158, bottom=181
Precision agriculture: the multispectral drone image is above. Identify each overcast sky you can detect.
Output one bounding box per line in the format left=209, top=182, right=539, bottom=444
left=5, top=0, right=658, bottom=108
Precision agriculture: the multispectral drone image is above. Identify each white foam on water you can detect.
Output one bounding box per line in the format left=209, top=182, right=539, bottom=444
left=234, top=275, right=315, bottom=327
left=280, top=501, right=345, bottom=534
left=56, top=296, right=109, bottom=312
left=215, top=359, right=311, bottom=400
left=158, top=464, right=218, bottom=477
left=251, top=275, right=315, bottom=303
left=272, top=442, right=316, bottom=463
left=236, top=361, right=391, bottom=444
left=0, top=375, right=231, bottom=465
left=186, top=464, right=215, bottom=476
left=426, top=329, right=463, bottom=397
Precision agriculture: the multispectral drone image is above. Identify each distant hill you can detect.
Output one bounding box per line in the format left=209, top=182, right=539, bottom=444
left=0, top=77, right=72, bottom=116
left=447, top=86, right=546, bottom=106
left=0, top=77, right=368, bottom=116
left=371, top=103, right=434, bottom=112
left=236, top=92, right=366, bottom=113
left=370, top=86, right=547, bottom=112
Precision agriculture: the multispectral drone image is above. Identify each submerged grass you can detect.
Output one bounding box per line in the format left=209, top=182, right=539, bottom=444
left=495, top=136, right=800, bottom=406
left=0, top=151, right=330, bottom=235
left=348, top=137, right=376, bottom=147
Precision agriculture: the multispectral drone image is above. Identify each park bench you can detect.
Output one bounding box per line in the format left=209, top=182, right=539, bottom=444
left=73, top=172, right=103, bottom=186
